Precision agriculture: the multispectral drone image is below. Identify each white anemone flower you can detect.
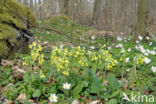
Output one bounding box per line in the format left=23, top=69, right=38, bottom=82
left=146, top=49, right=150, bottom=53
left=91, top=36, right=96, bottom=40
left=121, top=49, right=125, bottom=53
left=47, top=31, right=50, bottom=34
left=63, top=83, right=71, bottom=90
left=140, top=49, right=146, bottom=53
left=150, top=51, right=156, bottom=55
left=149, top=42, right=152, bottom=46
left=146, top=36, right=149, bottom=40
left=136, top=40, right=139, bottom=44
left=125, top=58, right=130, bottom=63
left=135, top=46, right=139, bottom=50
left=116, top=44, right=123, bottom=48
left=108, top=46, right=111, bottom=50
left=60, top=44, right=64, bottom=50
left=139, top=45, right=144, bottom=50
left=144, top=57, right=151, bottom=64
left=49, top=94, right=57, bottom=103
left=138, top=35, right=143, bottom=40
left=151, top=66, right=156, bottom=73
left=144, top=52, right=149, bottom=56
left=90, top=46, right=95, bottom=50
left=117, top=36, right=122, bottom=41
left=127, top=48, right=131, bottom=52
left=127, top=69, right=130, bottom=72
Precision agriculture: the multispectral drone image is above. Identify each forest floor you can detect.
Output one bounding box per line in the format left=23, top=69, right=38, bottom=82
left=0, top=16, right=156, bottom=104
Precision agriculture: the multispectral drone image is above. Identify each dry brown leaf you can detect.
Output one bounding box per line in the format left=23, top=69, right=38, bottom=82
left=1, top=59, right=13, bottom=67
left=12, top=66, right=26, bottom=73
left=123, top=83, right=128, bottom=91
left=42, top=41, right=49, bottom=46
left=28, top=99, right=35, bottom=103
left=4, top=99, right=13, bottom=104
left=16, top=93, right=26, bottom=101
left=90, top=100, right=100, bottom=104
left=72, top=100, right=79, bottom=104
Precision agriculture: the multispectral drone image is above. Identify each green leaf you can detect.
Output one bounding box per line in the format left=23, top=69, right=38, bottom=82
left=107, top=73, right=120, bottom=92
left=106, top=99, right=117, bottom=104
left=109, top=89, right=121, bottom=98
left=88, top=76, right=101, bottom=96
left=32, top=89, right=41, bottom=98
left=23, top=73, right=30, bottom=83
left=72, top=81, right=86, bottom=99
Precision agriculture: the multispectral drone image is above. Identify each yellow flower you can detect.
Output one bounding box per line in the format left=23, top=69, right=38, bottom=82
left=103, top=44, right=106, bottom=48
left=77, top=46, right=81, bottom=50
left=40, top=71, right=45, bottom=78
left=113, top=60, right=117, bottom=63
left=98, top=54, right=102, bottom=59
left=40, top=74, right=45, bottom=78
left=63, top=71, right=69, bottom=76
left=39, top=58, right=44, bottom=64
left=29, top=44, right=33, bottom=49
left=38, top=45, right=42, bottom=51
left=120, top=57, right=123, bottom=61
left=108, top=54, right=112, bottom=58
left=32, top=42, right=36, bottom=46
left=107, top=65, right=112, bottom=70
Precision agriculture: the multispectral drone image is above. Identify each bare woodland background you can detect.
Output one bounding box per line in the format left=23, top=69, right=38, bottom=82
left=16, top=0, right=156, bottom=33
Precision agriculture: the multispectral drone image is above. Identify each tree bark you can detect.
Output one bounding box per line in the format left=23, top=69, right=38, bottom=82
left=63, top=0, right=70, bottom=16
left=39, top=0, right=42, bottom=19
left=23, top=0, right=28, bottom=6
left=30, top=0, right=33, bottom=9
left=136, top=0, right=150, bottom=40
left=92, top=0, right=101, bottom=25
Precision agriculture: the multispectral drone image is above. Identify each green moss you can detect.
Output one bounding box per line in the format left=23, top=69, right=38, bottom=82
left=0, top=0, right=35, bottom=59
left=0, top=41, right=9, bottom=58
left=0, top=0, right=35, bottom=29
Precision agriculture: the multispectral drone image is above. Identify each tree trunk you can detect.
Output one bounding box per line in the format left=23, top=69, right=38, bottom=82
left=92, top=0, right=101, bottom=24
left=30, top=0, right=33, bottom=9
left=136, top=0, right=150, bottom=40
left=23, top=0, right=28, bottom=6
left=63, top=0, right=70, bottom=16
left=39, top=0, right=42, bottom=19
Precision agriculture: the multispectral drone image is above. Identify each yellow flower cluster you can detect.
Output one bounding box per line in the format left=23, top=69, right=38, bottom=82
left=136, top=55, right=146, bottom=65
left=79, top=56, right=88, bottom=67
left=106, top=59, right=117, bottom=70
left=98, top=50, right=117, bottom=70
left=71, top=46, right=85, bottom=58
left=50, top=45, right=117, bottom=75
left=23, top=42, right=45, bottom=65
left=51, top=47, right=70, bottom=76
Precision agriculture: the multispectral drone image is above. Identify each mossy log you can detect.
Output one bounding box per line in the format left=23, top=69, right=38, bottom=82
left=0, top=0, right=35, bottom=59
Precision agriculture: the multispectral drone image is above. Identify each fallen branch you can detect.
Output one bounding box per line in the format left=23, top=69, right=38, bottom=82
left=36, top=26, right=91, bottom=45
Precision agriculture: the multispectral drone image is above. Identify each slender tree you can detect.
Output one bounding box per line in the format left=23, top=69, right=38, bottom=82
left=39, top=0, right=42, bottom=19
left=136, top=0, right=150, bottom=40
left=63, top=0, right=70, bottom=16
left=30, top=0, right=33, bottom=9
left=23, top=0, right=28, bottom=6
left=92, top=0, right=101, bottom=25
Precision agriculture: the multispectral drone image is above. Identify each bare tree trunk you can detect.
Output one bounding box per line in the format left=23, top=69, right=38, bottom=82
left=136, top=0, right=150, bottom=40
left=23, top=0, right=28, bottom=6
left=30, top=0, right=33, bottom=9
left=16, top=0, right=22, bottom=3
left=39, top=0, right=42, bottom=19
left=92, top=0, right=101, bottom=25
left=63, top=0, right=70, bottom=16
